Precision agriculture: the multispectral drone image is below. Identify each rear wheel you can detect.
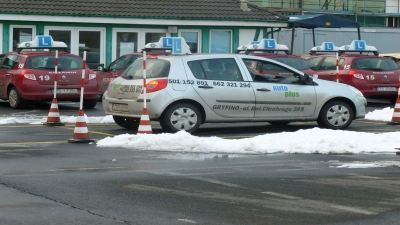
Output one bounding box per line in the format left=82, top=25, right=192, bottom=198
left=113, top=116, right=140, bottom=130
left=83, top=99, right=98, bottom=109
left=389, top=96, right=398, bottom=104
left=317, top=101, right=354, bottom=129
left=8, top=87, right=26, bottom=109
left=160, top=103, right=202, bottom=133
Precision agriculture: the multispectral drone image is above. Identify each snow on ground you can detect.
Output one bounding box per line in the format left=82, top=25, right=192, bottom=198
left=1, top=107, right=400, bottom=168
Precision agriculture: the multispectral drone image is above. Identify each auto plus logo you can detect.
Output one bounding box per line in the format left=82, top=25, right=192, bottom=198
left=273, top=85, right=300, bottom=97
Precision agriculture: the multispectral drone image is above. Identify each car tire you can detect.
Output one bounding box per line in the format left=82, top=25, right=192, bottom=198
left=113, top=116, right=140, bottom=130
left=83, top=99, right=98, bottom=109
left=8, top=87, right=26, bottom=109
left=317, top=101, right=354, bottom=129
left=268, top=121, right=291, bottom=126
left=389, top=96, right=398, bottom=104
left=160, top=103, right=202, bottom=133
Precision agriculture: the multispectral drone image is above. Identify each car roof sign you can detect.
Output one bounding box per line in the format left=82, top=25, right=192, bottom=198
left=143, top=37, right=191, bottom=55
left=338, top=40, right=379, bottom=56
left=310, top=42, right=339, bottom=54
left=236, top=39, right=290, bottom=55
left=17, top=35, right=68, bottom=52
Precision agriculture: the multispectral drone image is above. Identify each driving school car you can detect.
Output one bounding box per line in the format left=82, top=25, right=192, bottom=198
left=305, top=41, right=400, bottom=103
left=102, top=37, right=366, bottom=133
left=0, top=35, right=98, bottom=109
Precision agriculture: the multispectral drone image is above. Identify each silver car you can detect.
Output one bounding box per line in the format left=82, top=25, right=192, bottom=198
left=102, top=53, right=366, bottom=133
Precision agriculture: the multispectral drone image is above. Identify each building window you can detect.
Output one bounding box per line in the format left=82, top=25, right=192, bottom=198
left=145, top=32, right=166, bottom=44
left=116, top=32, right=138, bottom=57
left=179, top=30, right=201, bottom=53
left=210, top=30, right=232, bottom=53
left=10, top=25, right=36, bottom=51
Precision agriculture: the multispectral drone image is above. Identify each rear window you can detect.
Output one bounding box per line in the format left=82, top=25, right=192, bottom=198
left=122, top=59, right=170, bottom=79
left=352, top=58, right=399, bottom=71
left=25, top=56, right=82, bottom=70
left=272, top=57, right=310, bottom=70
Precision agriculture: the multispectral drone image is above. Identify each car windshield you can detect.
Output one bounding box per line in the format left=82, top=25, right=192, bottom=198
left=25, top=56, right=82, bottom=70
left=271, top=57, right=310, bottom=70
left=352, top=58, right=399, bottom=71
left=122, top=58, right=170, bottom=79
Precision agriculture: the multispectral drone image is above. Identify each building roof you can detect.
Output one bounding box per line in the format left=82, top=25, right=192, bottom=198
left=0, top=0, right=288, bottom=22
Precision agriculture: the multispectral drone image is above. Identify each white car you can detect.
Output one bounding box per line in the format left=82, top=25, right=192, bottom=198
left=102, top=38, right=366, bottom=133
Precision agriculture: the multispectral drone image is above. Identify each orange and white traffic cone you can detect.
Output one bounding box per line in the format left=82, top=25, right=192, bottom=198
left=43, top=98, right=65, bottom=126
left=137, top=108, right=152, bottom=134
left=68, top=110, right=95, bottom=143
left=388, top=78, right=400, bottom=125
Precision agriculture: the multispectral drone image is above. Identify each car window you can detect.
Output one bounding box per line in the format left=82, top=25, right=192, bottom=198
left=25, top=56, right=82, bottom=70
left=306, top=57, right=323, bottom=70
left=351, top=58, right=399, bottom=71
left=109, top=55, right=131, bottom=71
left=122, top=58, right=170, bottom=79
left=187, top=58, right=243, bottom=81
left=127, top=55, right=140, bottom=65
left=0, top=54, right=5, bottom=64
left=242, top=59, right=301, bottom=84
left=0, top=54, right=20, bottom=70
left=272, top=57, right=310, bottom=70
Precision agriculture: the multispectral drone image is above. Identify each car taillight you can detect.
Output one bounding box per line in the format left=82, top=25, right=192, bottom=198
left=349, top=70, right=364, bottom=79
left=89, top=73, right=96, bottom=80
left=147, top=55, right=158, bottom=59
left=21, top=70, right=36, bottom=80
left=144, top=79, right=168, bottom=93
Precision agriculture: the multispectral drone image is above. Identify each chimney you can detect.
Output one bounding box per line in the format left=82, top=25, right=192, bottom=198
left=240, top=0, right=251, bottom=11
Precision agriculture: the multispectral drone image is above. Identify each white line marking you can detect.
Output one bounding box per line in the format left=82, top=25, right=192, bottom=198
left=330, top=205, right=377, bottom=215
left=261, top=191, right=302, bottom=200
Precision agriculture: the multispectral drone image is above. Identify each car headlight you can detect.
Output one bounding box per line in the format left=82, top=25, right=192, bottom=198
left=348, top=85, right=364, bottom=97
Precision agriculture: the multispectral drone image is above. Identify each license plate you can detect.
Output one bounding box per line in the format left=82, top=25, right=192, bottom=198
left=52, top=89, right=78, bottom=94
left=112, top=103, right=129, bottom=112
left=376, top=87, right=396, bottom=92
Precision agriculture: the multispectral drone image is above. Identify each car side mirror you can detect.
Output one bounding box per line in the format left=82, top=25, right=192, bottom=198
left=97, top=64, right=105, bottom=71
left=301, top=73, right=313, bottom=85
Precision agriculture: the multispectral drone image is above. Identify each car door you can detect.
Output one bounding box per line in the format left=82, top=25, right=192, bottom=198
left=308, top=56, right=345, bottom=82
left=97, top=55, right=137, bottom=95
left=184, top=56, right=256, bottom=118
left=0, top=54, right=18, bottom=98
left=0, top=54, right=9, bottom=98
left=241, top=58, right=317, bottom=118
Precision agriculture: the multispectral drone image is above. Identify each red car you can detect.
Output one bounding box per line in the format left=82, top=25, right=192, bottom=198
left=305, top=41, right=400, bottom=103
left=0, top=36, right=99, bottom=109
left=236, top=39, right=317, bottom=77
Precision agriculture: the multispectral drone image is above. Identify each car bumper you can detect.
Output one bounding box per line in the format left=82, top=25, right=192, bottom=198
left=102, top=90, right=172, bottom=119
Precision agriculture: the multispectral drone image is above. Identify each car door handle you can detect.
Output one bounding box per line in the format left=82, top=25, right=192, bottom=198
left=256, top=88, right=271, bottom=92
left=5, top=74, right=10, bottom=76
left=198, top=85, right=213, bottom=89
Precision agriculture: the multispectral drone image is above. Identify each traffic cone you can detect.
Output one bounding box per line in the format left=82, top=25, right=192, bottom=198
left=43, top=98, right=65, bottom=126
left=137, top=108, right=152, bottom=134
left=68, top=109, right=95, bottom=143
left=388, top=80, right=400, bottom=125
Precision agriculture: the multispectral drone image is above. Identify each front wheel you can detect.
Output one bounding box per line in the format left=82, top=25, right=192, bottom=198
left=317, top=101, right=354, bottom=129
left=8, top=87, right=26, bottom=109
left=160, top=103, right=202, bottom=133
left=113, top=116, right=140, bottom=130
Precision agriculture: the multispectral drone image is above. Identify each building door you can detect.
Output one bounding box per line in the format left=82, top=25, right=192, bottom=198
left=45, top=27, right=105, bottom=68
